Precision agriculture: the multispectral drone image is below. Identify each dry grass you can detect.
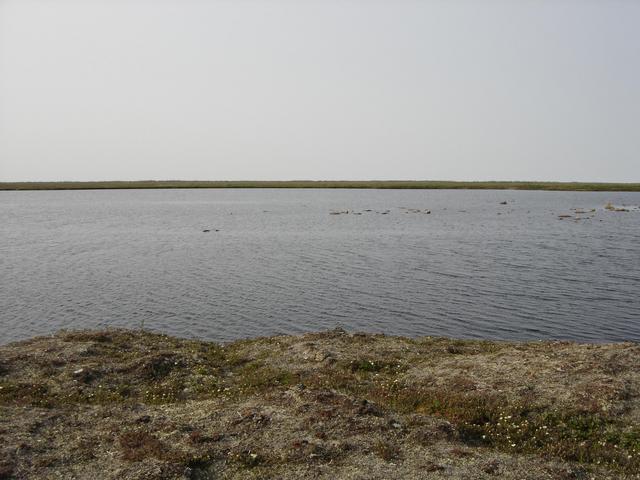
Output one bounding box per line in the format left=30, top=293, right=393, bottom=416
left=119, top=431, right=169, bottom=462
left=373, top=440, right=402, bottom=462
left=0, top=329, right=638, bottom=479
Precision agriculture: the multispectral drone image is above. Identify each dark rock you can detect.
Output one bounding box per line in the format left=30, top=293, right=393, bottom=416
left=446, top=344, right=464, bottom=354
left=357, top=399, right=383, bottom=416
left=482, top=459, right=500, bottom=475
left=136, top=415, right=152, bottom=424
left=72, top=367, right=99, bottom=384
left=425, top=462, right=446, bottom=472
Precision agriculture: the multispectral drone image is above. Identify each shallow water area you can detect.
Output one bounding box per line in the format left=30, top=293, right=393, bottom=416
left=1, top=188, right=639, bottom=343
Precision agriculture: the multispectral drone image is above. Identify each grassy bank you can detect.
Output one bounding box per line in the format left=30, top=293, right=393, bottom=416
left=2, top=180, right=640, bottom=192
left=0, top=329, right=638, bottom=479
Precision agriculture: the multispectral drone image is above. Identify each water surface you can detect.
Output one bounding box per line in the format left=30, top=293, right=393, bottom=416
left=1, top=189, right=639, bottom=343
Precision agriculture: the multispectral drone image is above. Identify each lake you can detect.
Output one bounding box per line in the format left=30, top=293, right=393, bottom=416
left=1, top=188, right=639, bottom=344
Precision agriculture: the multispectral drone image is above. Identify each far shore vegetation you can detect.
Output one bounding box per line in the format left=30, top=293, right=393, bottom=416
left=1, top=180, right=640, bottom=192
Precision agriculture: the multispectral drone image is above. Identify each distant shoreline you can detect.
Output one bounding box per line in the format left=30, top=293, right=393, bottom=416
left=2, top=180, right=640, bottom=192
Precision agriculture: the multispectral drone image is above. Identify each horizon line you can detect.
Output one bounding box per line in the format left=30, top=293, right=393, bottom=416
left=1, top=179, right=640, bottom=192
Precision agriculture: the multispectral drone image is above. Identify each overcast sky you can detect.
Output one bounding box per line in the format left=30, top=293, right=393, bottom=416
left=0, top=0, right=638, bottom=182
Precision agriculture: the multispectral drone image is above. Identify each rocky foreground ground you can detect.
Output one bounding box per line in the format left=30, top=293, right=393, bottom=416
left=0, top=329, right=638, bottom=479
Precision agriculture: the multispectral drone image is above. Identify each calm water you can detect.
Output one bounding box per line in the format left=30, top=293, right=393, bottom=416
left=1, top=189, right=639, bottom=344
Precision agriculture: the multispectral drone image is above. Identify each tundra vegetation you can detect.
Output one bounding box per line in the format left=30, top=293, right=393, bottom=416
left=2, top=180, right=640, bottom=191
left=0, top=329, right=638, bottom=479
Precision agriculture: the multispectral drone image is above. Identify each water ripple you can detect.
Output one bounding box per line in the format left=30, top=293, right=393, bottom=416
left=1, top=188, right=639, bottom=344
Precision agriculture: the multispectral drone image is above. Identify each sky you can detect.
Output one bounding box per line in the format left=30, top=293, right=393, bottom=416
left=0, top=0, right=639, bottom=183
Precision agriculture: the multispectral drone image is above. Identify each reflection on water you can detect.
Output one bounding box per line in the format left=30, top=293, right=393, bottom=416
left=1, top=188, right=639, bottom=343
